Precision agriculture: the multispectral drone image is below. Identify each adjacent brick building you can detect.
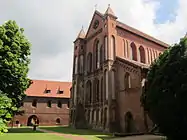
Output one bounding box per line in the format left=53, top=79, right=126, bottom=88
left=70, top=6, right=169, bottom=133
left=11, top=80, right=71, bottom=126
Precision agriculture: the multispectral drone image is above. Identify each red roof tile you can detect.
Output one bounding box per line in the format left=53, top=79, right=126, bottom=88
left=25, top=80, right=71, bottom=98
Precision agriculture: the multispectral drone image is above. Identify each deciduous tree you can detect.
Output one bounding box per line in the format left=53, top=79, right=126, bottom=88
left=141, top=37, right=187, bottom=140
left=0, top=20, right=31, bottom=133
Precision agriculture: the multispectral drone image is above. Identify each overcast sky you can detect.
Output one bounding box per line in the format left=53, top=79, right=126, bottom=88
left=0, top=0, right=187, bottom=82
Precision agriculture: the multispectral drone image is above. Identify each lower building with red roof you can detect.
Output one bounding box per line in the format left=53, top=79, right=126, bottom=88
left=10, top=79, right=71, bottom=127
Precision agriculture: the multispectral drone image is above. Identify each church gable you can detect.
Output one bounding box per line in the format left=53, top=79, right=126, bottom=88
left=85, top=11, right=105, bottom=39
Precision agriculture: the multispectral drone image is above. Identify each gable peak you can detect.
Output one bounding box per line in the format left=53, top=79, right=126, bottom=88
left=77, top=26, right=85, bottom=39
left=105, top=4, right=116, bottom=17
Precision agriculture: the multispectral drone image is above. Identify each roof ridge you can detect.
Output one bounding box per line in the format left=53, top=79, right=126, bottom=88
left=31, top=79, right=71, bottom=83
left=25, top=79, right=71, bottom=98
left=116, top=21, right=169, bottom=48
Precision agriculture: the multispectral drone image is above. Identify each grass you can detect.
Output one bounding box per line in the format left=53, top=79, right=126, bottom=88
left=0, top=126, right=165, bottom=140
left=0, top=128, right=70, bottom=140
left=0, top=126, right=115, bottom=140
left=41, top=126, right=115, bottom=140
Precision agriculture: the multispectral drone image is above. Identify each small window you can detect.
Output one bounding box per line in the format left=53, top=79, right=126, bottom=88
left=32, top=100, right=37, bottom=107
left=57, top=101, right=62, bottom=108
left=58, top=90, right=64, bottom=94
left=80, top=45, right=83, bottom=49
left=75, top=46, right=77, bottom=50
left=45, top=89, right=51, bottom=93
left=56, top=118, right=60, bottom=124
left=47, top=101, right=52, bottom=108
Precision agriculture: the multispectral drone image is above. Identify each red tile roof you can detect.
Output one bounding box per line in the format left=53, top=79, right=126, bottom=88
left=25, top=80, right=71, bottom=98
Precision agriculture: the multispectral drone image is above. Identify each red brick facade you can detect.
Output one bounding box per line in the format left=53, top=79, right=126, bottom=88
left=70, top=6, right=168, bottom=133
left=10, top=80, right=71, bottom=127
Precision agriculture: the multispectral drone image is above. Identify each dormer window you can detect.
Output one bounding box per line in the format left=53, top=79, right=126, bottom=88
left=58, top=90, right=64, bottom=94
left=57, top=87, right=64, bottom=94
left=45, top=89, right=51, bottom=94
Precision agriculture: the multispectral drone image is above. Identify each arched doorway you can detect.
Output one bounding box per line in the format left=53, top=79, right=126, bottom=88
left=27, top=115, right=39, bottom=126
left=124, top=111, right=135, bottom=133
left=56, top=118, right=61, bottom=124
left=16, top=120, right=19, bottom=125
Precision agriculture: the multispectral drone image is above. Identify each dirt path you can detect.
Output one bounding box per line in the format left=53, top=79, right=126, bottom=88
left=37, top=128, right=87, bottom=140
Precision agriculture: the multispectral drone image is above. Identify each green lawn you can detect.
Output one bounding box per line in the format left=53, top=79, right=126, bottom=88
left=0, top=128, right=69, bottom=140
left=41, top=126, right=115, bottom=140
left=0, top=127, right=115, bottom=140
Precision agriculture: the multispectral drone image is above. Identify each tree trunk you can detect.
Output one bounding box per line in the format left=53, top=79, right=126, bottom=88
left=11, top=116, right=14, bottom=128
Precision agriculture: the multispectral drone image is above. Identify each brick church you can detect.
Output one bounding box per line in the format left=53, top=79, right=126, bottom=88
left=69, top=6, right=169, bottom=133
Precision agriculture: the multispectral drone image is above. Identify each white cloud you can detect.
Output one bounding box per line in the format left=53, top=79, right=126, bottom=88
left=0, top=0, right=186, bottom=81
left=155, top=0, right=187, bottom=44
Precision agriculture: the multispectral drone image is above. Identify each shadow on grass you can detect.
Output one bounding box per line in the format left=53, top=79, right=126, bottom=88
left=41, top=126, right=116, bottom=139
left=8, top=128, right=44, bottom=133
left=97, top=136, right=116, bottom=140
left=41, top=126, right=108, bottom=135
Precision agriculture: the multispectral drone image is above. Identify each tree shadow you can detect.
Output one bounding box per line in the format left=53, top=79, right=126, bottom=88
left=8, top=128, right=44, bottom=133
left=41, top=126, right=112, bottom=136
left=97, top=136, right=116, bottom=140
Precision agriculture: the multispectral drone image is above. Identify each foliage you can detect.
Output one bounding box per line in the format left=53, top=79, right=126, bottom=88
left=0, top=94, right=17, bottom=134
left=0, top=20, right=31, bottom=133
left=141, top=37, right=187, bottom=139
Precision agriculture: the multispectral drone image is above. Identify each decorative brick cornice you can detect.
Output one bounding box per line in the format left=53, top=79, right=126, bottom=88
left=114, top=60, right=139, bottom=75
